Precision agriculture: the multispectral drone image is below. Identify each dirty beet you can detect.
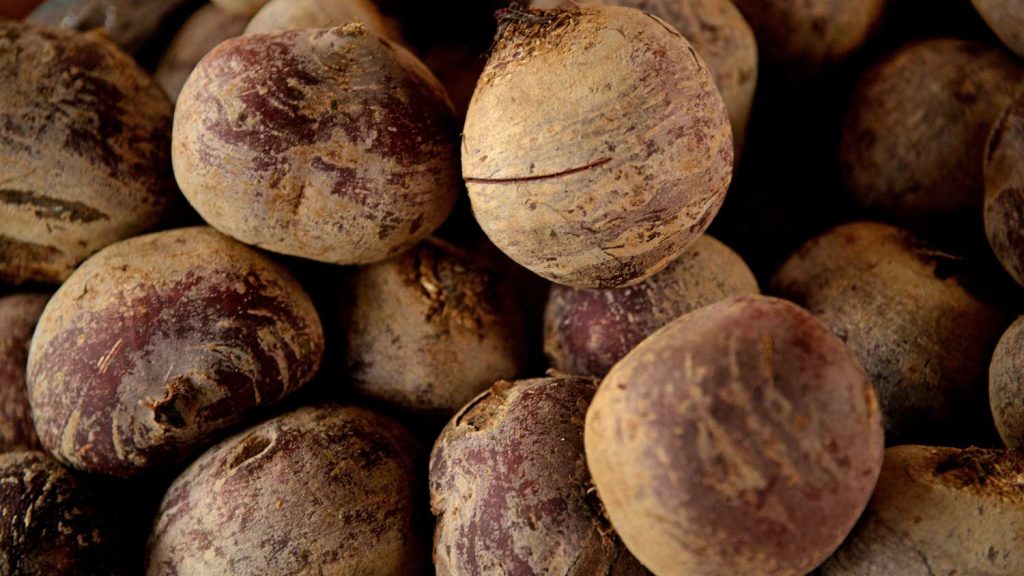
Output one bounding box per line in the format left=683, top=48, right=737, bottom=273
left=462, top=5, right=733, bottom=289
left=26, top=227, right=324, bottom=478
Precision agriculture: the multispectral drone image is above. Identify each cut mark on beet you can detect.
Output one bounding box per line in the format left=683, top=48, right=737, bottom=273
left=464, top=157, right=612, bottom=184
left=229, top=435, right=273, bottom=469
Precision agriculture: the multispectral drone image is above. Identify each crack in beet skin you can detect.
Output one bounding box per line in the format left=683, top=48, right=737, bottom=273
left=464, top=157, right=612, bottom=184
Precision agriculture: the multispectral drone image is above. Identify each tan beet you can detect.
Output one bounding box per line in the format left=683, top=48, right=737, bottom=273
left=463, top=6, right=733, bottom=289
left=430, top=376, right=647, bottom=575
left=212, top=0, right=269, bottom=16
left=26, top=226, right=323, bottom=478
left=245, top=0, right=396, bottom=42
left=0, top=451, right=118, bottom=575
left=0, top=22, right=177, bottom=285
left=841, top=39, right=1024, bottom=240
left=531, top=0, right=757, bottom=154
left=731, top=0, right=884, bottom=70
left=972, top=0, right=1024, bottom=58
left=772, top=222, right=1007, bottom=445
left=585, top=295, right=883, bottom=576
left=153, top=4, right=250, bottom=103
left=984, top=92, right=1024, bottom=288
left=0, top=294, right=48, bottom=452
left=147, top=405, right=427, bottom=576
left=173, top=24, right=459, bottom=265
left=821, top=446, right=1024, bottom=575
left=544, top=235, right=758, bottom=377
left=343, top=238, right=528, bottom=419
left=989, top=317, right=1024, bottom=449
